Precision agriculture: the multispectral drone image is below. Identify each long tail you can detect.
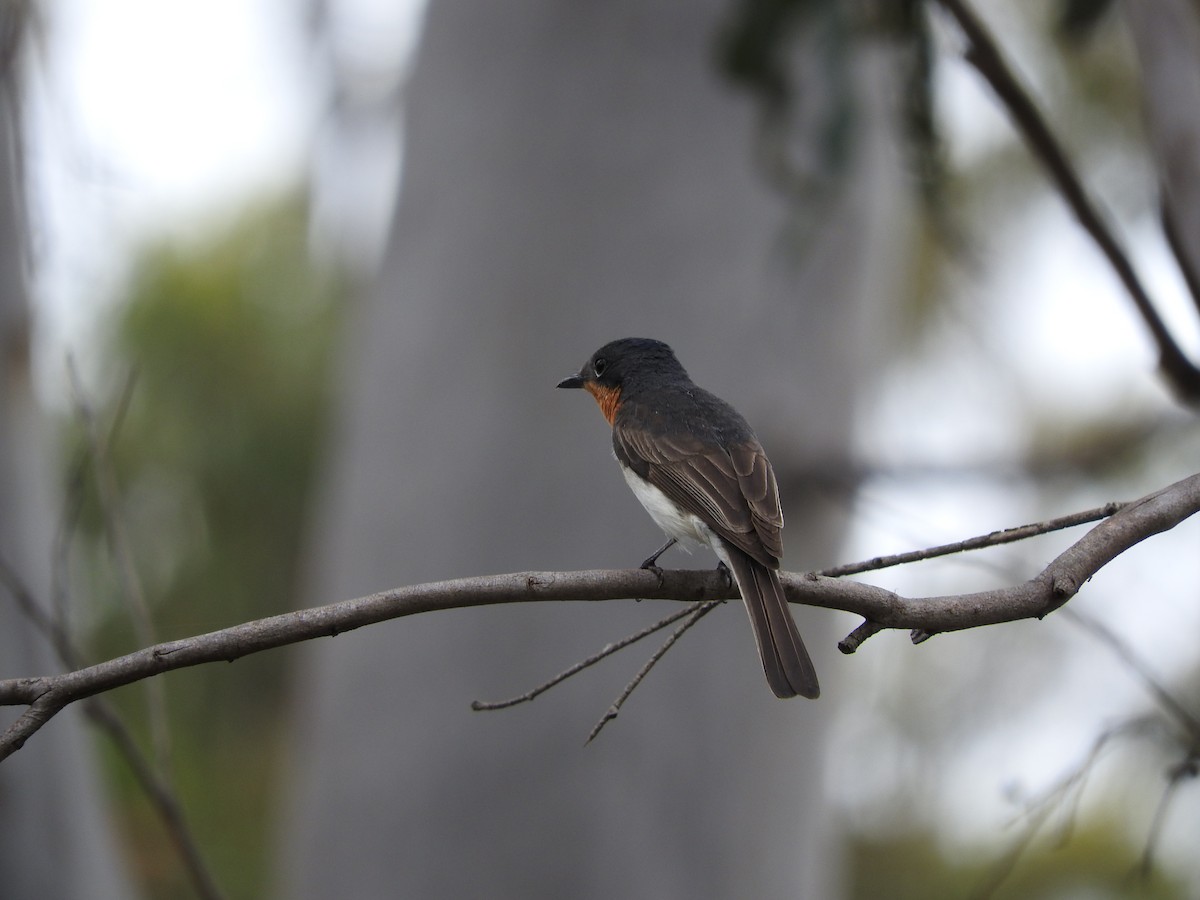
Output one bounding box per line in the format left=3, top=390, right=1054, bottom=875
left=723, top=547, right=820, bottom=699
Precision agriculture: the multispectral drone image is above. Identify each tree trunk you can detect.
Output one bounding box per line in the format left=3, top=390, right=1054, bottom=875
left=278, top=3, right=909, bottom=897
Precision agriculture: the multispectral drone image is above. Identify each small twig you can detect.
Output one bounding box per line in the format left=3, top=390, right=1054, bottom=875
left=838, top=620, right=885, bottom=653
left=83, top=699, right=226, bottom=900
left=586, top=601, right=721, bottom=744
left=975, top=713, right=1196, bottom=897
left=68, top=364, right=155, bottom=641
left=818, top=502, right=1124, bottom=579
left=936, top=0, right=1200, bottom=402
left=0, top=554, right=77, bottom=666
left=67, top=364, right=174, bottom=778
left=973, top=719, right=1151, bottom=899
left=50, top=443, right=88, bottom=641
left=472, top=602, right=708, bottom=711
left=1065, top=608, right=1200, bottom=744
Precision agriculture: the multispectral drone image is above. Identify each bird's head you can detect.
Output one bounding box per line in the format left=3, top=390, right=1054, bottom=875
left=556, top=337, right=685, bottom=423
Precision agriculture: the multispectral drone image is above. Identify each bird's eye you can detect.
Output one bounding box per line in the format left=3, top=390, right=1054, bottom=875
left=593, top=358, right=608, bottom=377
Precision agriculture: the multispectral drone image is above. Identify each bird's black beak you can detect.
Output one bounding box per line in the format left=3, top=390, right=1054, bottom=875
left=556, top=373, right=586, bottom=389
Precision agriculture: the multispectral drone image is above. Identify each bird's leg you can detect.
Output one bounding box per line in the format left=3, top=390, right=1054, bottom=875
left=639, top=538, right=677, bottom=577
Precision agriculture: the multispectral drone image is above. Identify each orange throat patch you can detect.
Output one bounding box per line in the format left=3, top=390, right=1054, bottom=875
left=584, top=382, right=621, bottom=425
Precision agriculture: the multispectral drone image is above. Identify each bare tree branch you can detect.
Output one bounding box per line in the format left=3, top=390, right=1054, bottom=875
left=0, top=472, right=1196, bottom=763
left=936, top=0, right=1200, bottom=403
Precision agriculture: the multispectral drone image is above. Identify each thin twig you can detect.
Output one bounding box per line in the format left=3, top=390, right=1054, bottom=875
left=0, top=554, right=77, bottom=666
left=1065, top=608, right=1200, bottom=744
left=67, top=364, right=174, bottom=777
left=586, top=601, right=722, bottom=744
left=50, top=442, right=88, bottom=641
left=936, top=0, right=1200, bottom=402
left=83, top=699, right=227, bottom=900
left=974, top=714, right=1191, bottom=898
left=67, top=364, right=156, bottom=642
left=818, top=502, right=1124, bottom=578
left=472, top=602, right=708, bottom=710
left=973, top=719, right=1153, bottom=899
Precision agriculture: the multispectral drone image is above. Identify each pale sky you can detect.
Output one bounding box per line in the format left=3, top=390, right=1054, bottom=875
left=27, top=0, right=416, bottom=379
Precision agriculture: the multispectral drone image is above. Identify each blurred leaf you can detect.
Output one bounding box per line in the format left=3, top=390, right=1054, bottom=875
left=716, top=0, right=814, bottom=109
left=1056, top=0, right=1118, bottom=43
left=715, top=0, right=855, bottom=232
left=897, top=0, right=952, bottom=232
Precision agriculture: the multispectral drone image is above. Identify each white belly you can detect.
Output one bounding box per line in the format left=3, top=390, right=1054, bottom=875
left=620, top=463, right=729, bottom=565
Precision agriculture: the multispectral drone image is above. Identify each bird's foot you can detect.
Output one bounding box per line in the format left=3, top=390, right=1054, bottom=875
left=640, top=563, right=665, bottom=588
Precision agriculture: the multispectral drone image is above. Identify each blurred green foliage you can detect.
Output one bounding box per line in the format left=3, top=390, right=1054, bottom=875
left=848, top=819, right=1188, bottom=899
left=68, top=192, right=343, bottom=899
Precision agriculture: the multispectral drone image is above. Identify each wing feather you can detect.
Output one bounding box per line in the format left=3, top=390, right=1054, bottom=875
left=614, top=413, right=783, bottom=568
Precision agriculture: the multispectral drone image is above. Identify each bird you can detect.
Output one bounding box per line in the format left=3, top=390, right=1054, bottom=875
left=557, top=337, right=819, bottom=699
